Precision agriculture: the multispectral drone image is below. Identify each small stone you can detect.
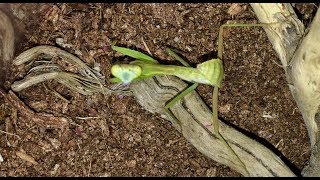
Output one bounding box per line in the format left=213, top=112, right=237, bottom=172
left=16, top=150, right=38, bottom=165
left=219, top=104, right=231, bottom=114
left=49, top=138, right=61, bottom=149
left=127, top=160, right=137, bottom=168
left=0, top=153, right=3, bottom=162
left=185, top=45, right=192, bottom=52
left=50, top=164, right=60, bottom=175
left=206, top=167, right=217, bottom=177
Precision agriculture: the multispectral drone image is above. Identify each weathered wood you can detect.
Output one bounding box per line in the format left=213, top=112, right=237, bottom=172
left=250, top=3, right=305, bottom=68
left=130, top=3, right=308, bottom=177
left=0, top=9, right=14, bottom=87
left=3, top=4, right=318, bottom=177
left=0, top=10, right=70, bottom=129
left=131, top=75, right=295, bottom=176
left=288, top=9, right=320, bottom=177
left=251, top=3, right=320, bottom=177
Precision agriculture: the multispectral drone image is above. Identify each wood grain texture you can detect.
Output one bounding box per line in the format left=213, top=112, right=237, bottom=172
left=288, top=9, right=320, bottom=177
left=128, top=3, right=311, bottom=176
left=250, top=3, right=305, bottom=68
left=251, top=3, right=320, bottom=176
left=131, top=75, right=295, bottom=176
left=0, top=9, right=14, bottom=87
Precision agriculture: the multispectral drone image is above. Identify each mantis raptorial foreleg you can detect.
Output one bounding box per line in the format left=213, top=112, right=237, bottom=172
left=163, top=48, right=198, bottom=127
left=164, top=82, right=198, bottom=127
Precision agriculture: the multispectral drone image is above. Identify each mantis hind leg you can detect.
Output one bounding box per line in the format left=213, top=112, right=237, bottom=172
left=215, top=23, right=274, bottom=176
left=212, top=86, right=249, bottom=175
left=164, top=83, right=198, bottom=130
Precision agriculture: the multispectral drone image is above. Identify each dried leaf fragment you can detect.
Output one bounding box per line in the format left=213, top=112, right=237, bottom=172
left=15, top=150, right=38, bottom=165
left=227, top=3, right=244, bottom=16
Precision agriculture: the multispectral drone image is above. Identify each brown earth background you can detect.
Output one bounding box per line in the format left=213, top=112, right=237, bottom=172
left=0, top=3, right=318, bottom=176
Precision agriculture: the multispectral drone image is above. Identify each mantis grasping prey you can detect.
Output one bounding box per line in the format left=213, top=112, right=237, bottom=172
left=110, top=23, right=272, bottom=176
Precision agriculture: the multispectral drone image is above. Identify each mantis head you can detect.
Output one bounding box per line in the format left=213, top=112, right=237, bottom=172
left=111, top=64, right=142, bottom=84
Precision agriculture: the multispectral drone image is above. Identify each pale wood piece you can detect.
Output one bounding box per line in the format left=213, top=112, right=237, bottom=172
left=251, top=3, right=320, bottom=176
left=131, top=75, right=295, bottom=176
left=129, top=3, right=314, bottom=176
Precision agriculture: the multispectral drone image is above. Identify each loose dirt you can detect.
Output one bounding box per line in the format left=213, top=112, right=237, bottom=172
left=0, top=3, right=317, bottom=177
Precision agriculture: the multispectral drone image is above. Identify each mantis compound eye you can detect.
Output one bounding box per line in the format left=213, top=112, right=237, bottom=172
left=111, top=64, right=142, bottom=84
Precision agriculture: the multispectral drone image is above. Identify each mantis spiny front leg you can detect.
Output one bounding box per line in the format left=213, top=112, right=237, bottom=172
left=162, top=48, right=198, bottom=130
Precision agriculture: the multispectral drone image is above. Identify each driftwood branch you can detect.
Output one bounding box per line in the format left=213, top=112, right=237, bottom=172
left=0, top=10, right=70, bottom=129
left=131, top=76, right=295, bottom=176
left=0, top=9, right=14, bottom=86
left=130, top=3, right=313, bottom=177
left=288, top=8, right=320, bottom=177
left=251, top=3, right=320, bottom=177
left=250, top=3, right=305, bottom=68
left=2, top=3, right=319, bottom=177
left=0, top=89, right=69, bottom=129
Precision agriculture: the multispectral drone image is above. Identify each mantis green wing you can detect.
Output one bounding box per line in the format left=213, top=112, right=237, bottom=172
left=111, top=45, right=158, bottom=63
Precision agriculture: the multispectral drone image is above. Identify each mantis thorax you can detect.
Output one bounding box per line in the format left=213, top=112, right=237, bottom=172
left=196, top=58, right=224, bottom=88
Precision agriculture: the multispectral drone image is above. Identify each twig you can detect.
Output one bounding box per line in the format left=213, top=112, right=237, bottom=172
left=141, top=37, right=152, bottom=56
left=0, top=129, right=21, bottom=139
left=0, top=88, right=69, bottom=129
left=75, top=116, right=100, bottom=120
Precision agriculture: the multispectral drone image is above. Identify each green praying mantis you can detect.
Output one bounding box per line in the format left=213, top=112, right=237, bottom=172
left=110, top=23, right=273, bottom=176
